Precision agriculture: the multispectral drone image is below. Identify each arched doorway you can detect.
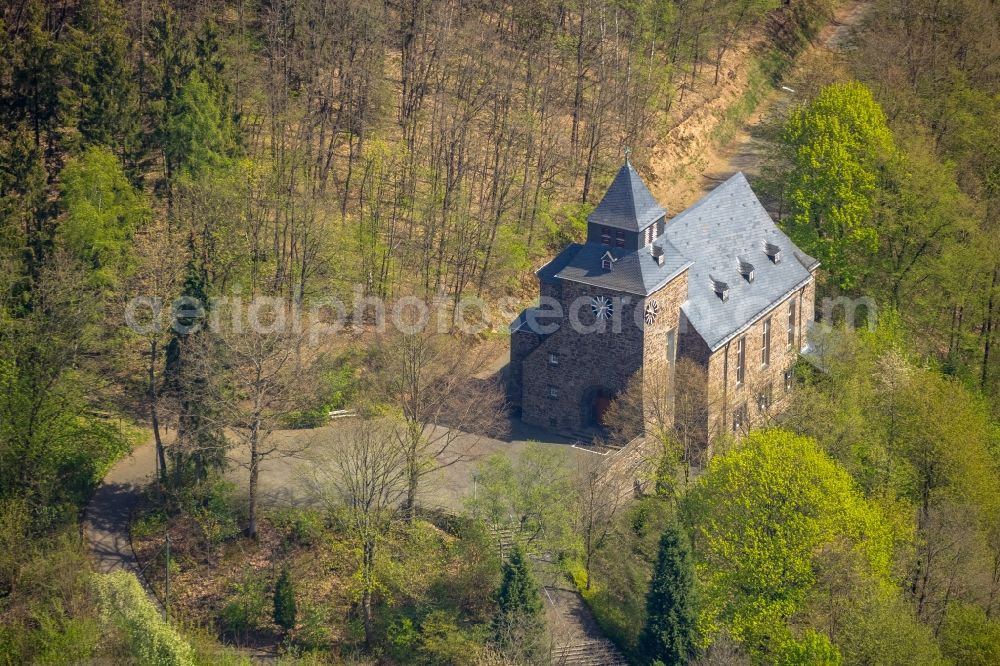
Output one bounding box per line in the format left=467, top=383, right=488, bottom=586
left=581, top=386, right=616, bottom=427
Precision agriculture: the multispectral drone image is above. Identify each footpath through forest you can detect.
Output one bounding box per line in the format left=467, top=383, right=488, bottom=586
left=650, top=0, right=870, bottom=211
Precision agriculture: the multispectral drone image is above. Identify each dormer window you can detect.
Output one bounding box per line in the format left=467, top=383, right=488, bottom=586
left=738, top=256, right=755, bottom=283
left=601, top=251, right=615, bottom=270
left=765, top=242, right=782, bottom=264
left=711, top=275, right=730, bottom=301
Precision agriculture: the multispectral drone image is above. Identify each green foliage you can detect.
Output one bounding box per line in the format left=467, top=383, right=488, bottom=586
left=638, top=521, right=699, bottom=665
left=164, top=71, right=237, bottom=178
left=582, top=498, right=673, bottom=655
left=415, top=610, right=484, bottom=666
left=493, top=543, right=545, bottom=658
left=467, top=442, right=578, bottom=553
left=0, top=312, right=132, bottom=529
left=65, top=0, right=144, bottom=173
left=271, top=508, right=326, bottom=548
left=219, top=571, right=270, bottom=638
left=939, top=603, right=1000, bottom=666
left=282, top=354, right=360, bottom=429
left=780, top=81, right=894, bottom=288
left=828, top=583, right=945, bottom=666
left=774, top=630, right=842, bottom=665
left=683, top=429, right=892, bottom=657
left=496, top=544, right=543, bottom=623
left=58, top=145, right=148, bottom=288
left=92, top=570, right=195, bottom=666
left=274, top=566, right=298, bottom=631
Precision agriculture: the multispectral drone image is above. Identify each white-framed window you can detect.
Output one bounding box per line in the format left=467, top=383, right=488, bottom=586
left=601, top=228, right=611, bottom=245
left=547, top=385, right=559, bottom=399
left=548, top=353, right=559, bottom=366
left=784, top=368, right=794, bottom=392
left=761, top=317, right=771, bottom=367
left=736, top=336, right=746, bottom=386
left=616, top=230, right=626, bottom=248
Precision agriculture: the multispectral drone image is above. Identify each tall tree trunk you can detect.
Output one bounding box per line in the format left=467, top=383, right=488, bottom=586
left=148, top=339, right=167, bottom=483
left=247, top=432, right=260, bottom=539
left=982, top=264, right=996, bottom=389
left=362, top=540, right=375, bottom=647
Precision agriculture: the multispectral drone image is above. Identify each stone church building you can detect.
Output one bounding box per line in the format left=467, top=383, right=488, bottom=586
left=508, top=161, right=817, bottom=448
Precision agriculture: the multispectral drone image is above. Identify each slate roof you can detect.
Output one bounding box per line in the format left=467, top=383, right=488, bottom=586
left=663, top=172, right=818, bottom=351
left=537, top=241, right=692, bottom=296
left=587, top=161, right=666, bottom=232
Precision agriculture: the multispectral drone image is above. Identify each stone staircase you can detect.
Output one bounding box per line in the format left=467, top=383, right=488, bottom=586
left=552, top=639, right=629, bottom=666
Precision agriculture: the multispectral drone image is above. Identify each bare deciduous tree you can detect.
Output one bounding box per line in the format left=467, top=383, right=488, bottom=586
left=574, top=453, right=637, bottom=591
left=368, top=327, right=506, bottom=520
left=210, top=322, right=314, bottom=538
left=127, top=216, right=184, bottom=481
left=304, top=418, right=408, bottom=649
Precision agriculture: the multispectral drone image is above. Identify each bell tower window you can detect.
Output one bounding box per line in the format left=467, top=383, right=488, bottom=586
left=616, top=230, right=625, bottom=248
left=601, top=227, right=611, bottom=245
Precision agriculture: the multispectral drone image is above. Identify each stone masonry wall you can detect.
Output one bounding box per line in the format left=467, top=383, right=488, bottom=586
left=704, top=278, right=815, bottom=445
left=521, top=280, right=646, bottom=431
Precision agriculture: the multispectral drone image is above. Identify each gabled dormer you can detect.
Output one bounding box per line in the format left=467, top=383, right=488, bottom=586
left=586, top=160, right=667, bottom=251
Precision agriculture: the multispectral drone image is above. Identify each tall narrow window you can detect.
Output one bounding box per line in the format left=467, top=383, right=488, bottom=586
left=758, top=383, right=773, bottom=411
left=761, top=318, right=771, bottom=367
left=787, top=300, right=796, bottom=347
left=601, top=227, right=611, bottom=245
left=666, top=329, right=676, bottom=366
left=615, top=230, right=626, bottom=248
left=736, top=336, right=745, bottom=386
left=646, top=225, right=653, bottom=245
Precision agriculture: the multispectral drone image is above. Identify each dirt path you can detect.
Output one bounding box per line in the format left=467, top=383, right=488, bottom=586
left=650, top=0, right=870, bottom=211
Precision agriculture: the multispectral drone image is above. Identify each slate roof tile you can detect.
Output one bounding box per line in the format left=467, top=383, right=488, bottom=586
left=587, top=161, right=666, bottom=232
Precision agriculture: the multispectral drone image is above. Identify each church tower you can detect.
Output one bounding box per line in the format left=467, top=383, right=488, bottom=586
left=508, top=160, right=691, bottom=435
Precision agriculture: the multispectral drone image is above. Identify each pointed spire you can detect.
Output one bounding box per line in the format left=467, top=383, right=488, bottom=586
left=588, top=160, right=666, bottom=232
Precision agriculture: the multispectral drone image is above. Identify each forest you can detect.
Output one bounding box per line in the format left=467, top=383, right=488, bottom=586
left=0, top=0, right=998, bottom=664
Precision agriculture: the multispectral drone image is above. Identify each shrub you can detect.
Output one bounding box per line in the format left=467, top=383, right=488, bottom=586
left=92, top=570, right=195, bottom=666
left=273, top=566, right=297, bottom=631
left=218, top=571, right=269, bottom=637
left=271, top=508, right=325, bottom=547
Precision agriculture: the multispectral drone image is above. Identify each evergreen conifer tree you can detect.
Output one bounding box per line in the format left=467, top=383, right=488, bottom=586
left=494, top=543, right=545, bottom=658
left=273, top=566, right=297, bottom=631
left=639, top=522, right=698, bottom=665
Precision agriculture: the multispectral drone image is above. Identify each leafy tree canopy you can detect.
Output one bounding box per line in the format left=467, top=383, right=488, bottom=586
left=683, top=429, right=892, bottom=656
left=781, top=81, right=894, bottom=289
left=57, top=145, right=148, bottom=289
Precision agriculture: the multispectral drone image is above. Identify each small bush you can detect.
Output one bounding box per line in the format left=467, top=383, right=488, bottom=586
left=132, top=509, right=168, bottom=541
left=294, top=601, right=333, bottom=652
left=218, top=572, right=269, bottom=638
left=271, top=508, right=326, bottom=547
left=273, top=566, right=297, bottom=631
